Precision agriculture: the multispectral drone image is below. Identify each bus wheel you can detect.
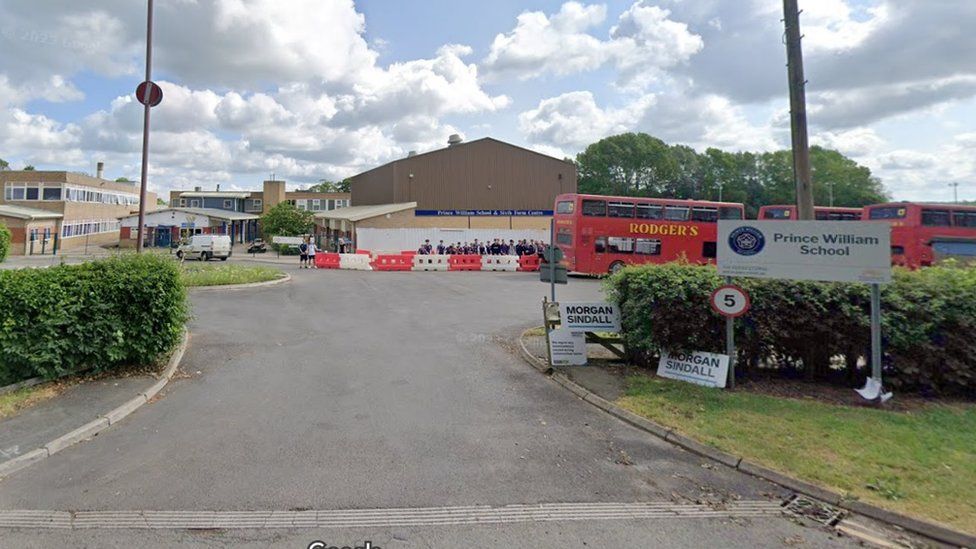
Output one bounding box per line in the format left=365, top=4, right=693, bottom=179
left=609, top=261, right=625, bottom=275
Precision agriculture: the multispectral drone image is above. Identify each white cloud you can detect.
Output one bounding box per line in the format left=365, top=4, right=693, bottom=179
left=483, top=1, right=702, bottom=89
left=811, top=128, right=886, bottom=158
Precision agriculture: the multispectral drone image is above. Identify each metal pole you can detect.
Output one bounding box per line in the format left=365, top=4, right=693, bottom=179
left=549, top=218, right=556, bottom=303
left=950, top=182, right=959, bottom=204
left=135, top=0, right=154, bottom=253
left=717, top=181, right=723, bottom=203
left=870, top=283, right=882, bottom=385
left=783, top=0, right=815, bottom=220
left=828, top=182, right=834, bottom=207
left=725, top=276, right=736, bottom=389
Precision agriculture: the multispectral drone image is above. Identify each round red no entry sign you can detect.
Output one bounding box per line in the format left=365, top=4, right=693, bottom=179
left=135, top=81, right=163, bottom=107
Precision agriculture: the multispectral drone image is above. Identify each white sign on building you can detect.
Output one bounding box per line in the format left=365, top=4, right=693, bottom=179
left=717, top=220, right=891, bottom=284
left=549, top=329, right=587, bottom=366
left=559, top=302, right=621, bottom=332
left=657, top=351, right=730, bottom=388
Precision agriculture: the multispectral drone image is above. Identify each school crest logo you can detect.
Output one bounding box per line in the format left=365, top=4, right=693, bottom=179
left=728, top=226, right=765, bottom=256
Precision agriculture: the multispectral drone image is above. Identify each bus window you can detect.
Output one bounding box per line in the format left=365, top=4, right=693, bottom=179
left=702, top=242, right=717, bottom=258
left=868, top=207, right=906, bottom=220
left=815, top=211, right=829, bottom=220
left=664, top=206, right=689, bottom=221
left=608, top=201, right=635, bottom=218
left=635, top=238, right=661, bottom=255
left=829, top=212, right=859, bottom=221
left=691, top=207, right=718, bottom=222
left=556, top=200, right=575, bottom=214
left=953, top=211, right=976, bottom=227
left=719, top=207, right=743, bottom=219
left=763, top=208, right=791, bottom=219
left=608, top=237, right=634, bottom=253
left=594, top=237, right=607, bottom=253
left=891, top=245, right=905, bottom=255
left=582, top=200, right=607, bottom=217
left=556, top=232, right=573, bottom=246
left=636, top=204, right=664, bottom=219
left=921, top=209, right=951, bottom=226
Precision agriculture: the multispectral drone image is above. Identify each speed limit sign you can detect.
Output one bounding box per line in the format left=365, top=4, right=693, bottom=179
left=710, top=285, right=750, bottom=317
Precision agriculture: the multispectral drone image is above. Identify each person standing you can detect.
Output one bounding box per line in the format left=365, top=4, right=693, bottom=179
left=307, top=238, right=318, bottom=269
left=436, top=240, right=446, bottom=255
left=298, top=239, right=309, bottom=268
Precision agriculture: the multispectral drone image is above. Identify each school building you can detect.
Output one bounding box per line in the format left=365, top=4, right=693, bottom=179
left=0, top=166, right=157, bottom=255
left=118, top=208, right=261, bottom=248
left=315, top=136, right=577, bottom=250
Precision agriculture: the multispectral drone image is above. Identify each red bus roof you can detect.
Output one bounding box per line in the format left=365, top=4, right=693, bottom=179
left=866, top=202, right=976, bottom=212
left=760, top=204, right=863, bottom=213
left=556, top=193, right=745, bottom=209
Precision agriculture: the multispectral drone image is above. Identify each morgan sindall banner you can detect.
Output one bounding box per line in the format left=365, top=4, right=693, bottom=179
left=717, top=220, right=891, bottom=284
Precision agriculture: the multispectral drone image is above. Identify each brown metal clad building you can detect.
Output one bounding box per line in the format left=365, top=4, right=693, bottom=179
left=350, top=137, right=576, bottom=211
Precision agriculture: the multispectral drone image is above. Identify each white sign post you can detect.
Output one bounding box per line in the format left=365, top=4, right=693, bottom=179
left=717, top=220, right=893, bottom=402
left=710, top=284, right=751, bottom=389
left=549, top=329, right=587, bottom=366
left=558, top=302, right=621, bottom=332
left=657, top=351, right=730, bottom=389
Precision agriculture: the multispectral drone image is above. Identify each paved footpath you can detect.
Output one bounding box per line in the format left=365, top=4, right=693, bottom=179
left=0, top=265, right=858, bottom=548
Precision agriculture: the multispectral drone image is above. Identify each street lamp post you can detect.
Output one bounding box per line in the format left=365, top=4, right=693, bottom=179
left=135, top=0, right=155, bottom=253
left=716, top=181, right=724, bottom=203
left=826, top=181, right=835, bottom=207
left=949, top=182, right=960, bottom=204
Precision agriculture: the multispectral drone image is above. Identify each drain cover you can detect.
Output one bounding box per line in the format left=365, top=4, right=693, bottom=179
left=782, top=495, right=846, bottom=527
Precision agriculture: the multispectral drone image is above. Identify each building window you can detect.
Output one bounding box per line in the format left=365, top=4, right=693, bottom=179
left=253, top=199, right=262, bottom=208
left=223, top=199, right=233, bottom=209
left=25, top=187, right=39, bottom=200
left=179, top=198, right=187, bottom=207
left=190, top=199, right=201, bottom=208
left=42, top=187, right=62, bottom=201
left=296, top=200, right=307, bottom=211
left=61, top=219, right=120, bottom=238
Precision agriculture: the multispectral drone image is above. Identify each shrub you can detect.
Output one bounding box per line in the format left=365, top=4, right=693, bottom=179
left=0, top=254, right=188, bottom=385
left=0, top=222, right=10, bottom=262
left=605, top=262, right=976, bottom=395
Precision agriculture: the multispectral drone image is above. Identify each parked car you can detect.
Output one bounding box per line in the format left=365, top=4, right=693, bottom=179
left=176, top=234, right=232, bottom=261
left=247, top=238, right=268, bottom=254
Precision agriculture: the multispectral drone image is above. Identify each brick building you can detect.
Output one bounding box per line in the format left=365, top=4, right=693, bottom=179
left=0, top=167, right=156, bottom=255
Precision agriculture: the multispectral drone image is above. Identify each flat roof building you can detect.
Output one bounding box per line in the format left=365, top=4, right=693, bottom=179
left=118, top=207, right=261, bottom=248
left=169, top=180, right=350, bottom=217
left=0, top=169, right=157, bottom=255
left=316, top=136, right=577, bottom=250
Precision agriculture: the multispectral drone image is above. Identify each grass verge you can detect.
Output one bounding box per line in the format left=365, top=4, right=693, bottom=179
left=0, top=384, right=61, bottom=420
left=180, top=263, right=285, bottom=287
left=617, top=374, right=976, bottom=534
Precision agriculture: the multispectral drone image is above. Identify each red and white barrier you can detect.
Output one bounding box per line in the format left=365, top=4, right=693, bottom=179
left=412, top=254, right=450, bottom=271
left=482, top=255, right=519, bottom=272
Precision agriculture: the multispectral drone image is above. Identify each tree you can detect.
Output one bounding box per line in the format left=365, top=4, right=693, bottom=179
left=306, top=179, right=351, bottom=193
left=23, top=164, right=35, bottom=171
left=576, top=133, right=677, bottom=197
left=0, top=222, right=10, bottom=263
left=260, top=202, right=314, bottom=238
left=0, top=158, right=8, bottom=171
left=116, top=177, right=134, bottom=183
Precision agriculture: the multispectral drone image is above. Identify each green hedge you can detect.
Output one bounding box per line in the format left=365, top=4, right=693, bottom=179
left=606, top=262, right=976, bottom=395
left=0, top=254, right=188, bottom=385
left=0, top=222, right=10, bottom=262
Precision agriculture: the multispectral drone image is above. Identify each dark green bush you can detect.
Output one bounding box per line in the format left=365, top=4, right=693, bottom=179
left=0, top=254, right=188, bottom=385
left=0, top=222, right=10, bottom=262
left=606, top=262, right=976, bottom=395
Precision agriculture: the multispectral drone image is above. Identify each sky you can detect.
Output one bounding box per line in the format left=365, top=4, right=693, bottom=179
left=0, top=0, right=974, bottom=202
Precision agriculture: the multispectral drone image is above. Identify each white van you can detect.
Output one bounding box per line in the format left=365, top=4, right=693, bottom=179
left=176, top=234, right=232, bottom=261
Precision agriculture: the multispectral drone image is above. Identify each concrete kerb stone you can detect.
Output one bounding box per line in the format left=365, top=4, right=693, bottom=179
left=188, top=272, right=291, bottom=292
left=0, top=329, right=189, bottom=480
left=514, top=327, right=976, bottom=548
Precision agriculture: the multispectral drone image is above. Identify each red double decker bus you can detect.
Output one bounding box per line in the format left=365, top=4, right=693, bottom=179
left=864, top=202, right=976, bottom=267
left=553, top=193, right=745, bottom=275
left=758, top=205, right=862, bottom=221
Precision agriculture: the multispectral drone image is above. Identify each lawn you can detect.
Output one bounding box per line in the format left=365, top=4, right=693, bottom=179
left=617, top=375, right=976, bottom=534
left=180, top=263, right=285, bottom=287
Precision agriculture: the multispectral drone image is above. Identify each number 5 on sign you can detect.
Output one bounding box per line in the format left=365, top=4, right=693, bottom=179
left=710, top=285, right=750, bottom=318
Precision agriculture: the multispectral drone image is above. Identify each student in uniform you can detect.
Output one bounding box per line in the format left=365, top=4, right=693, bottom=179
left=437, top=240, right=446, bottom=254
left=307, top=239, right=317, bottom=268
left=298, top=239, right=309, bottom=268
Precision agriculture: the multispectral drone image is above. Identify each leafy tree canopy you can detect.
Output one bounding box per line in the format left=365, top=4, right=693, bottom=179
left=305, top=179, right=351, bottom=193
left=0, top=158, right=8, bottom=171
left=23, top=164, right=35, bottom=171
left=260, top=201, right=314, bottom=238
left=116, top=177, right=134, bottom=183
left=576, top=133, right=889, bottom=218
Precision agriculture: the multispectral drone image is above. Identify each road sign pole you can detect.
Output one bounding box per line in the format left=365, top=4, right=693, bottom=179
left=870, top=283, right=882, bottom=387
left=136, top=0, right=155, bottom=253
left=549, top=218, right=556, bottom=303
left=725, top=276, right=736, bottom=389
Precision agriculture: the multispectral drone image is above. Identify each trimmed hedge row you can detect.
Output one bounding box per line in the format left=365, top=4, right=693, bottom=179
left=0, top=222, right=10, bottom=262
left=606, top=262, right=976, bottom=395
left=0, top=254, right=188, bottom=385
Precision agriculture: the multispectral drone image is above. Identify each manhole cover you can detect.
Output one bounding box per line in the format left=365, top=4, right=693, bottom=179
left=782, top=495, right=846, bottom=527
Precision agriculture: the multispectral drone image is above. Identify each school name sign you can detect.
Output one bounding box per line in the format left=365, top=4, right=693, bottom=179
left=717, top=220, right=891, bottom=284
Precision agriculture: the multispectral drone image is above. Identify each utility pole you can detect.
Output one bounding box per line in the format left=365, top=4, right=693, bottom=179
left=716, top=180, right=724, bottom=202
left=135, top=0, right=155, bottom=253
left=782, top=0, right=815, bottom=220
left=826, top=181, right=834, bottom=207
left=949, top=182, right=960, bottom=204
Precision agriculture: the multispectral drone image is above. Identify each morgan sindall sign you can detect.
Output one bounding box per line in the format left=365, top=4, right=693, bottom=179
left=717, top=220, right=892, bottom=284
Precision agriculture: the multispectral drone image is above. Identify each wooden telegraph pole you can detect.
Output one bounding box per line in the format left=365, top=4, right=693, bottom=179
left=782, top=0, right=815, bottom=220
